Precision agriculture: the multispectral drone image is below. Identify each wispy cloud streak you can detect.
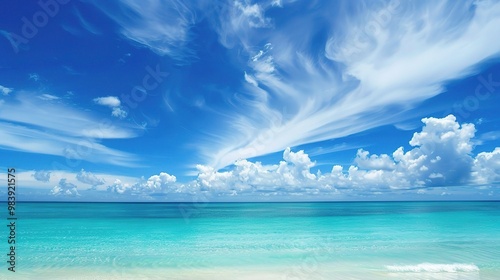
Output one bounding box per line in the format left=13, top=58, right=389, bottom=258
left=206, top=0, right=500, bottom=168
left=90, top=0, right=197, bottom=62
left=0, top=93, right=140, bottom=166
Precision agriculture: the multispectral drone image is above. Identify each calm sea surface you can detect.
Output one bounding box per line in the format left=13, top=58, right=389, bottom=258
left=2, top=201, right=500, bottom=279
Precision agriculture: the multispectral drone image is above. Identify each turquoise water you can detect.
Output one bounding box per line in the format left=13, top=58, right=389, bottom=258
left=2, top=201, right=500, bottom=279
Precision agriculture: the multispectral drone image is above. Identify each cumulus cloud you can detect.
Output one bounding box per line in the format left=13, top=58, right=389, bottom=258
left=0, top=85, right=13, bottom=95
left=315, top=114, right=486, bottom=190
left=112, top=115, right=498, bottom=198
left=472, top=148, right=500, bottom=185
left=76, top=169, right=105, bottom=186
left=355, top=150, right=395, bottom=171
left=397, top=115, right=476, bottom=185
left=193, top=147, right=319, bottom=195
left=32, top=170, right=51, bottom=182
left=318, top=115, right=478, bottom=190
left=94, top=96, right=127, bottom=119
left=93, top=96, right=121, bottom=107
left=51, top=178, right=80, bottom=196
left=106, top=172, right=178, bottom=195
left=107, top=179, right=130, bottom=194
left=112, top=107, right=127, bottom=119
left=141, top=172, right=177, bottom=191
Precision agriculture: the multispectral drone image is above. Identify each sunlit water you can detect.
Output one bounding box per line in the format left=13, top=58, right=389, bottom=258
left=2, top=201, right=500, bottom=279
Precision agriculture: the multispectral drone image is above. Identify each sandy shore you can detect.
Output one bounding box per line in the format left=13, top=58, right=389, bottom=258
left=1, top=264, right=491, bottom=280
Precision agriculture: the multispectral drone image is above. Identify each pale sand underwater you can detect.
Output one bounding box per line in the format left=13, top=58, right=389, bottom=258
left=6, top=264, right=494, bottom=280
left=3, top=201, right=500, bottom=279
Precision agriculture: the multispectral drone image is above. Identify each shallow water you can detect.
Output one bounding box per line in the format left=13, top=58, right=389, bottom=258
left=2, top=201, right=500, bottom=279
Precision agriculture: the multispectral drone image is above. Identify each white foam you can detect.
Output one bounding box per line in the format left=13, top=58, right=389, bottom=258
left=386, top=263, right=479, bottom=273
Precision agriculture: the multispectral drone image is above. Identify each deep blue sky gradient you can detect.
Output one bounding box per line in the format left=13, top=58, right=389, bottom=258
left=0, top=0, right=499, bottom=201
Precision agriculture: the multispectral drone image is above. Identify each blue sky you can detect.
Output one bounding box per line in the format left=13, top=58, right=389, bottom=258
left=0, top=0, right=499, bottom=201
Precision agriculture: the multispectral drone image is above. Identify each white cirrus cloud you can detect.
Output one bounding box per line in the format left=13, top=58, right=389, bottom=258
left=38, top=94, right=60, bottom=101
left=203, top=0, right=500, bottom=169
left=211, top=1, right=275, bottom=49
left=0, top=93, right=140, bottom=166
left=89, top=0, right=197, bottom=62
left=234, top=0, right=272, bottom=28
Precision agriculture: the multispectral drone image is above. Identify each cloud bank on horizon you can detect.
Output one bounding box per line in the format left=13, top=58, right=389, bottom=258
left=91, top=115, right=500, bottom=199
left=12, top=114, right=500, bottom=200
left=0, top=0, right=499, bottom=201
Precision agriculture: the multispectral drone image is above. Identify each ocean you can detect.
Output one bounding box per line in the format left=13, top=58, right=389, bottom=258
left=2, top=201, right=500, bottom=279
